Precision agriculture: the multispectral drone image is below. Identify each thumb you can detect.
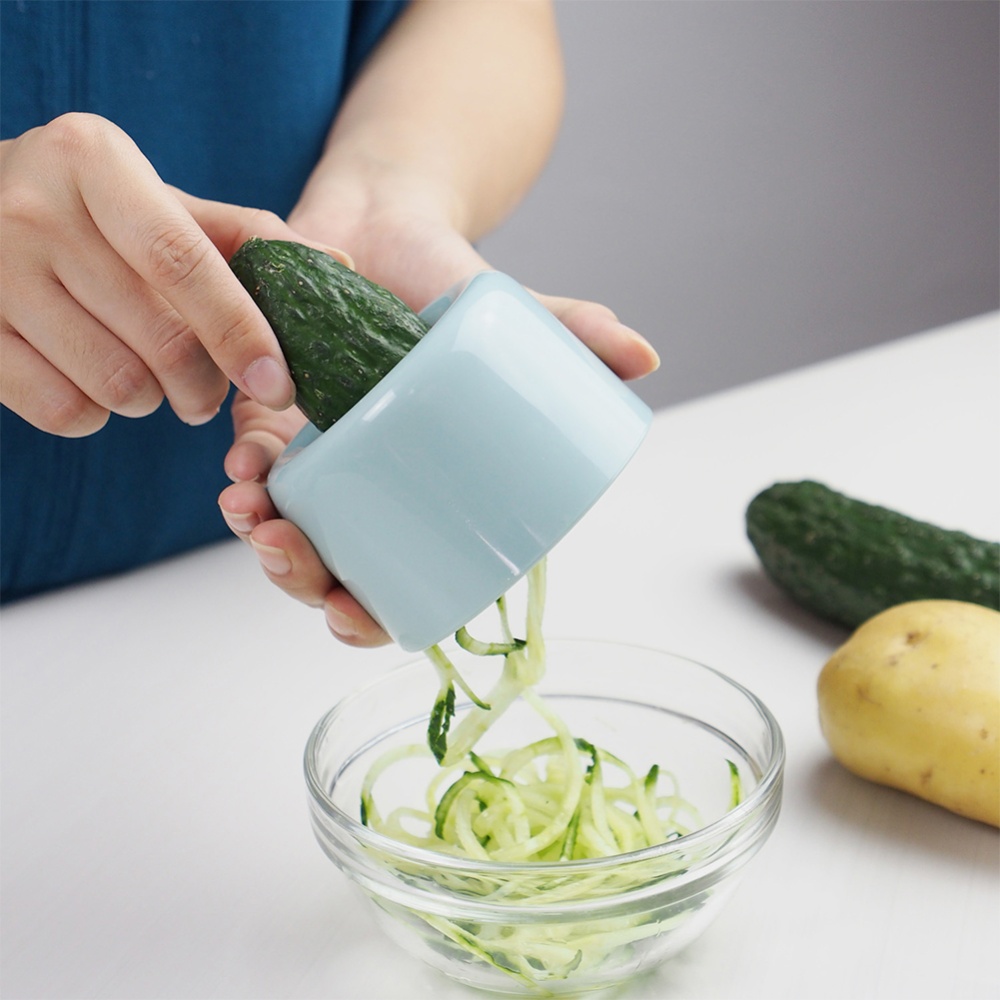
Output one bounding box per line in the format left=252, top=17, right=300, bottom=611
left=530, top=291, right=660, bottom=381
left=170, top=187, right=354, bottom=267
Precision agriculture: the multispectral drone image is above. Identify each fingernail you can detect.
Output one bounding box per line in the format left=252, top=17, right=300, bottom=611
left=325, top=605, right=358, bottom=638
left=224, top=461, right=262, bottom=485
left=251, top=539, right=292, bottom=576
left=624, top=325, right=661, bottom=370
left=185, top=407, right=220, bottom=427
left=322, top=246, right=354, bottom=270
left=243, top=356, right=295, bottom=409
left=222, top=510, right=258, bottom=535
left=623, top=324, right=654, bottom=349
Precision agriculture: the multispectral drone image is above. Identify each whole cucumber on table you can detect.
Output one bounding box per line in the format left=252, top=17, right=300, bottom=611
left=746, top=480, right=1000, bottom=629
left=230, top=237, right=429, bottom=430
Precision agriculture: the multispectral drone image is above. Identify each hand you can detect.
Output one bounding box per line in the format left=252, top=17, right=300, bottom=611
left=0, top=113, right=301, bottom=436
left=293, top=189, right=661, bottom=381
left=219, top=391, right=393, bottom=647
left=218, top=205, right=659, bottom=648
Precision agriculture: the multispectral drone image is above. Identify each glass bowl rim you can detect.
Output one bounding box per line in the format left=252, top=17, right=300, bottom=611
left=304, top=637, right=785, bottom=877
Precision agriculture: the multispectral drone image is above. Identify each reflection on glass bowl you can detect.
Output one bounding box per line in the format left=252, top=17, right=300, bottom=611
left=305, top=639, right=785, bottom=997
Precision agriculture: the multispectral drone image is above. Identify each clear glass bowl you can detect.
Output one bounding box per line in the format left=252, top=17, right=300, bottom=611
left=304, top=640, right=785, bottom=996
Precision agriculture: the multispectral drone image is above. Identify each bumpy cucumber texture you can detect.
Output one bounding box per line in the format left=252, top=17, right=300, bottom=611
left=231, top=238, right=428, bottom=430
left=746, top=480, right=1000, bottom=628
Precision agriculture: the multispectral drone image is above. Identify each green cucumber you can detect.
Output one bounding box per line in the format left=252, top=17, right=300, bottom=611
left=230, top=237, right=429, bottom=430
left=746, top=480, right=1000, bottom=629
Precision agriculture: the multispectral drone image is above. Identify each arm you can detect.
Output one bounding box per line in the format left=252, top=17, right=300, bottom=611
left=291, top=0, right=657, bottom=375
left=290, top=0, right=566, bottom=291
left=219, top=0, right=658, bottom=646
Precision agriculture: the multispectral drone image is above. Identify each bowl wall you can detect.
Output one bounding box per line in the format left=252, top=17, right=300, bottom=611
left=305, top=640, right=784, bottom=995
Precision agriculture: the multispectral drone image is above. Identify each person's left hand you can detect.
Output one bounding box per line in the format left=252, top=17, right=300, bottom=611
left=217, top=208, right=659, bottom=648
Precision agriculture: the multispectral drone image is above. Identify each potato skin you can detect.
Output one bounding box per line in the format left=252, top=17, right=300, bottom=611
left=817, top=600, right=1000, bottom=826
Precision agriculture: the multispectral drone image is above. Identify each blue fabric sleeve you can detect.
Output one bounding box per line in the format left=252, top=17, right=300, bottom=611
left=0, top=0, right=408, bottom=602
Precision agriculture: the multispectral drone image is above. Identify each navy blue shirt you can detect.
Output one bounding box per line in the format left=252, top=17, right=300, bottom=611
left=1, top=0, right=407, bottom=602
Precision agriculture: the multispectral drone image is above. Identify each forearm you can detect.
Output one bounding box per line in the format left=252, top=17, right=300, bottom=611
left=290, top=0, right=564, bottom=247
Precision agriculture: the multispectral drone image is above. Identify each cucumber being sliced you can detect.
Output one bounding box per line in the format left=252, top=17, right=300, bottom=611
left=230, top=237, right=429, bottom=430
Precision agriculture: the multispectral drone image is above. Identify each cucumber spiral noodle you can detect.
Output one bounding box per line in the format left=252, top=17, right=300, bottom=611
left=357, top=560, right=743, bottom=990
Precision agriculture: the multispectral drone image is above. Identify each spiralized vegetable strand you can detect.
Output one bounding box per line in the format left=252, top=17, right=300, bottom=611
left=356, top=558, right=744, bottom=989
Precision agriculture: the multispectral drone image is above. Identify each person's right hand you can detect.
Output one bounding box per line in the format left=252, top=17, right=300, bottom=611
left=0, top=112, right=298, bottom=436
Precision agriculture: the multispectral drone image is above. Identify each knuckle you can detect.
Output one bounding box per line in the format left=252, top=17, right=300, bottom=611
left=38, top=386, right=108, bottom=437
left=148, top=312, right=203, bottom=376
left=148, top=314, right=229, bottom=416
left=98, top=355, right=159, bottom=414
left=143, top=223, right=211, bottom=289
left=2, top=114, right=121, bottom=222
left=592, top=302, right=620, bottom=324
left=42, top=112, right=115, bottom=162
left=564, top=299, right=619, bottom=326
left=212, top=311, right=259, bottom=358
left=1, top=178, right=49, bottom=226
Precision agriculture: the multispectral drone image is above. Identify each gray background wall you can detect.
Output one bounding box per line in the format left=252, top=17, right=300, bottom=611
left=478, top=0, right=999, bottom=410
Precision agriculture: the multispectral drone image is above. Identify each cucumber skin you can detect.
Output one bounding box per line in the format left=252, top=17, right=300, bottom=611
left=230, top=238, right=428, bottom=430
left=746, top=480, right=1000, bottom=629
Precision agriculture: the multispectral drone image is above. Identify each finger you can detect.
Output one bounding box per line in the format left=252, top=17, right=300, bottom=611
left=248, top=521, right=335, bottom=611
left=219, top=483, right=339, bottom=612
left=2, top=271, right=164, bottom=420
left=224, top=423, right=289, bottom=485
left=225, top=391, right=306, bottom=483
left=218, top=486, right=389, bottom=646
left=324, top=588, right=393, bottom=648
left=218, top=479, right=276, bottom=539
left=173, top=190, right=355, bottom=269
left=67, top=122, right=295, bottom=410
left=219, top=479, right=332, bottom=604
left=48, top=216, right=229, bottom=425
left=246, top=516, right=336, bottom=609
left=0, top=323, right=110, bottom=436
left=533, top=293, right=660, bottom=381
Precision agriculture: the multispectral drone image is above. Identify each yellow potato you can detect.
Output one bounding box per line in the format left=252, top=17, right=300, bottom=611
left=817, top=599, right=1000, bottom=826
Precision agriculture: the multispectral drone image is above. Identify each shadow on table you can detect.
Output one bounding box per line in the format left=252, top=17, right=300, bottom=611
left=728, top=566, right=849, bottom=647
left=731, top=566, right=998, bottom=865
left=803, top=752, right=997, bottom=869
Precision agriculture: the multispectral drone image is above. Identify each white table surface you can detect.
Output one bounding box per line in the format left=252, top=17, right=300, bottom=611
left=2, top=311, right=998, bottom=1000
